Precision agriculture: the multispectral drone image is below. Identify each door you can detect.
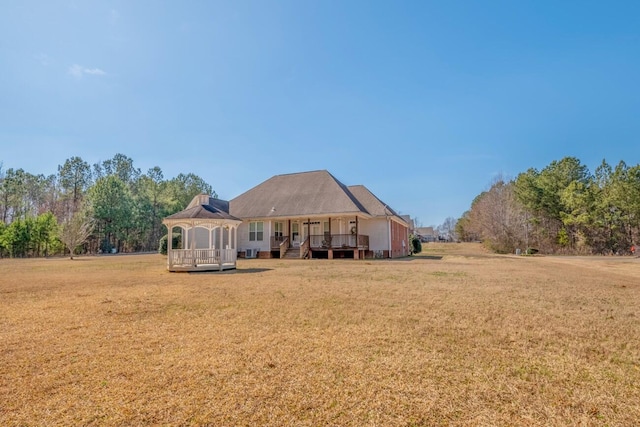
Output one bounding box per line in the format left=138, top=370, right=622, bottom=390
left=311, top=223, right=321, bottom=247
left=274, top=221, right=284, bottom=246
left=292, top=222, right=300, bottom=247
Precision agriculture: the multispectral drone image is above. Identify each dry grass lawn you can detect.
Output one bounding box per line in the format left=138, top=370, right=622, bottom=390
left=1, top=243, right=639, bottom=426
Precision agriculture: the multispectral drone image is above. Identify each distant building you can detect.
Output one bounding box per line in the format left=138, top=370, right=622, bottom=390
left=415, top=226, right=438, bottom=243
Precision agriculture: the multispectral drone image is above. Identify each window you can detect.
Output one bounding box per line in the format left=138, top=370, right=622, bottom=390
left=274, top=222, right=283, bottom=238
left=249, top=221, right=263, bottom=241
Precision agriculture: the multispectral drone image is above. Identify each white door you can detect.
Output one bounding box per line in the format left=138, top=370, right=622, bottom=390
left=292, top=222, right=300, bottom=246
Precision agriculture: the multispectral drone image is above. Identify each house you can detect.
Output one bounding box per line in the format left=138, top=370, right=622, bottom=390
left=229, top=170, right=409, bottom=259
left=416, top=226, right=438, bottom=243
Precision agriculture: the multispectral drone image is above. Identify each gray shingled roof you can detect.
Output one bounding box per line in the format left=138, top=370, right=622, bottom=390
left=186, top=195, right=229, bottom=213
left=165, top=195, right=241, bottom=221
left=229, top=170, right=371, bottom=219
left=347, top=185, right=408, bottom=224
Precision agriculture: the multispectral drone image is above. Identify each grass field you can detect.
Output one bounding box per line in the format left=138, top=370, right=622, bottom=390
left=1, top=243, right=639, bottom=426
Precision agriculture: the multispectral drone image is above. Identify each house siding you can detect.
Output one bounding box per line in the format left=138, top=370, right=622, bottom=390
left=238, top=221, right=271, bottom=254
left=390, top=220, right=409, bottom=258
left=359, top=218, right=388, bottom=256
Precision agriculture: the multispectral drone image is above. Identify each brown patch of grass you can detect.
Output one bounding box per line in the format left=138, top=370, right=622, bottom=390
left=1, top=244, right=639, bottom=425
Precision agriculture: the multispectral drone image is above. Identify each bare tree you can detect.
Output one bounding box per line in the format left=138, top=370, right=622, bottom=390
left=59, top=212, right=93, bottom=259
left=438, top=217, right=458, bottom=242
left=466, top=177, right=526, bottom=253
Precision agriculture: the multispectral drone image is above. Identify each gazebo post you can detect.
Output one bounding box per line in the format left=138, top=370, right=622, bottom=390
left=234, top=226, right=237, bottom=253
left=190, top=224, right=195, bottom=266
left=218, top=226, right=224, bottom=271
left=167, top=225, right=173, bottom=271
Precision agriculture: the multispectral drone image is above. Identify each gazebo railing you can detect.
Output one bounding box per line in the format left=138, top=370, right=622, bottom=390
left=169, top=248, right=236, bottom=267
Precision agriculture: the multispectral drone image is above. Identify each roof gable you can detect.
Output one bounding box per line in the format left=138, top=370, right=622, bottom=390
left=347, top=185, right=407, bottom=224
left=230, top=170, right=370, bottom=218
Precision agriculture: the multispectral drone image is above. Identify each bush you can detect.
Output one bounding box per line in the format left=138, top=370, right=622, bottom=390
left=159, top=233, right=182, bottom=255
left=411, top=235, right=422, bottom=254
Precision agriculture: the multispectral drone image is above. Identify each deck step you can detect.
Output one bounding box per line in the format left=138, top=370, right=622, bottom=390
left=283, top=248, right=302, bottom=259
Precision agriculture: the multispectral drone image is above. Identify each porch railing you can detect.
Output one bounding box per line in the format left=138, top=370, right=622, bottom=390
left=269, top=233, right=370, bottom=252
left=271, top=235, right=287, bottom=249
left=308, top=234, right=369, bottom=249
left=301, top=237, right=310, bottom=259
left=279, top=236, right=289, bottom=259
left=169, top=248, right=236, bottom=267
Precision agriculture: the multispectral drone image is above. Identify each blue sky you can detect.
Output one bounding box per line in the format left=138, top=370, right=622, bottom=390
left=1, top=1, right=639, bottom=226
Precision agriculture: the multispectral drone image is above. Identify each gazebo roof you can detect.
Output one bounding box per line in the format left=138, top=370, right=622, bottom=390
left=163, top=194, right=242, bottom=224
left=164, top=204, right=240, bottom=221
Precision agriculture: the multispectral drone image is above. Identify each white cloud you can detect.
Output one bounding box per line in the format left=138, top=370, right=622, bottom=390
left=69, top=64, right=107, bottom=78
left=84, top=68, right=106, bottom=76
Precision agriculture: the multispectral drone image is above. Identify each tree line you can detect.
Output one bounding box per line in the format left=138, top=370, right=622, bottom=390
left=456, top=157, right=640, bottom=255
left=0, top=153, right=214, bottom=257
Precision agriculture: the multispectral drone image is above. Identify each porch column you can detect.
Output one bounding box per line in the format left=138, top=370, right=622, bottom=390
left=354, top=216, right=359, bottom=254
left=328, top=217, right=333, bottom=259
left=354, top=218, right=360, bottom=260
left=307, top=218, right=311, bottom=258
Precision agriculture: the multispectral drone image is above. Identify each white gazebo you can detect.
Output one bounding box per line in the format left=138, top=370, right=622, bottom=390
left=162, top=194, right=242, bottom=272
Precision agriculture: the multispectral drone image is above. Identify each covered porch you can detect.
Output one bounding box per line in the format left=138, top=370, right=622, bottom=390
left=268, top=216, right=369, bottom=259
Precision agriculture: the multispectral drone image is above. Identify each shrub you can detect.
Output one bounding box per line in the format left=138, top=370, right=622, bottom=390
left=410, top=235, right=422, bottom=254
left=159, top=233, right=182, bottom=255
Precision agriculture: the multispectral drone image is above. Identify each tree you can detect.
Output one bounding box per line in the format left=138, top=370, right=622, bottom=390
left=58, top=156, right=92, bottom=217
left=32, top=212, right=59, bottom=257
left=0, top=220, right=6, bottom=257
left=0, top=218, right=31, bottom=257
left=167, top=173, right=215, bottom=212
left=86, top=176, right=134, bottom=253
left=133, top=167, right=169, bottom=251
left=59, top=211, right=94, bottom=259
left=465, top=178, right=526, bottom=253
left=437, top=217, right=458, bottom=242
left=0, top=168, right=28, bottom=222
left=94, top=153, right=141, bottom=187
left=455, top=211, right=480, bottom=242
